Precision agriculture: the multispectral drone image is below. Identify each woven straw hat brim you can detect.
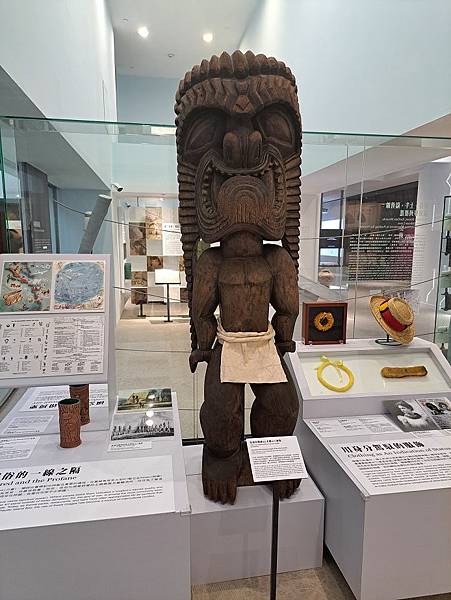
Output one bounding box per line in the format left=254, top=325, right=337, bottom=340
left=369, top=295, right=415, bottom=344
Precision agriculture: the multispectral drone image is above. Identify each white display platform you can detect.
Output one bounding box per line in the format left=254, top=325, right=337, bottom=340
left=289, top=337, right=451, bottom=418
left=289, top=338, right=451, bottom=600
left=184, top=444, right=324, bottom=585
left=0, top=394, right=190, bottom=600
left=0, top=384, right=110, bottom=437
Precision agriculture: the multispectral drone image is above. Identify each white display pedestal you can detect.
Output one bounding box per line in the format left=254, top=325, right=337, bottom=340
left=289, top=338, right=451, bottom=600
left=0, top=396, right=191, bottom=600
left=184, top=444, right=324, bottom=585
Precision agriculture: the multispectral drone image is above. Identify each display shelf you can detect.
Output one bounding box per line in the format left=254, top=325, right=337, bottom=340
left=0, top=393, right=191, bottom=600
left=184, top=444, right=324, bottom=585
left=289, top=337, right=451, bottom=418
left=289, top=338, right=451, bottom=600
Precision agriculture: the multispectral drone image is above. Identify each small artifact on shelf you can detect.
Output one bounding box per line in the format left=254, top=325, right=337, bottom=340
left=316, top=355, right=354, bottom=393
left=313, top=311, right=334, bottom=332
left=69, top=384, right=90, bottom=425
left=369, top=296, right=415, bottom=344
left=381, top=366, right=428, bottom=378
left=302, top=302, right=348, bottom=345
left=58, top=398, right=81, bottom=448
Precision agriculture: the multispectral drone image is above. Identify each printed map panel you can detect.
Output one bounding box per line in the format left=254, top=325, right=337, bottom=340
left=0, top=262, right=52, bottom=312
left=53, top=261, right=105, bottom=311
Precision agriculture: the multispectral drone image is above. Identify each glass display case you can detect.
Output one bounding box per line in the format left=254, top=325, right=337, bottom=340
left=1, top=115, right=450, bottom=439
left=434, top=195, right=451, bottom=361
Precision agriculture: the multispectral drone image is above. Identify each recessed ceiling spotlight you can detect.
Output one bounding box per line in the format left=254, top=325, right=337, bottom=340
left=137, top=26, right=149, bottom=39
left=202, top=32, right=213, bottom=43
left=167, top=52, right=175, bottom=58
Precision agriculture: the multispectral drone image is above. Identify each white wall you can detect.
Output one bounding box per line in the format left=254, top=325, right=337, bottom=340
left=240, top=0, right=451, bottom=134
left=0, top=0, right=117, bottom=184
left=117, top=75, right=178, bottom=125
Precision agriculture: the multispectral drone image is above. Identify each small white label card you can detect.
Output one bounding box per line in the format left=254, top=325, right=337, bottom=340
left=108, top=439, right=153, bottom=452
left=1, top=414, right=54, bottom=436
left=0, top=436, right=39, bottom=461
left=247, top=436, right=309, bottom=482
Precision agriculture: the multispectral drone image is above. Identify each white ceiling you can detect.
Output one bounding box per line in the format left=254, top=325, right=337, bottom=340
left=107, top=0, right=259, bottom=78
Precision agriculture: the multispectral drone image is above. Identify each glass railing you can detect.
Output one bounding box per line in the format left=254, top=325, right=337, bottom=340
left=1, top=115, right=450, bottom=439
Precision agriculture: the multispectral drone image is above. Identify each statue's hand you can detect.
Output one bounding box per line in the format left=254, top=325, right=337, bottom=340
left=189, top=349, right=212, bottom=373
left=276, top=340, right=296, bottom=355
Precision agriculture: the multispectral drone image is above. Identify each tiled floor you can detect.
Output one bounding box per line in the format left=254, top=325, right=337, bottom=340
left=192, top=549, right=451, bottom=600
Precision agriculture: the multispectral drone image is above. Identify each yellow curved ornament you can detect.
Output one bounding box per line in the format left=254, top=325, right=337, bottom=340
left=315, top=355, right=354, bottom=393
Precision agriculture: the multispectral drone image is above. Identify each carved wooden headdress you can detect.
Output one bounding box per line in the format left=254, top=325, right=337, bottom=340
left=175, top=50, right=302, bottom=350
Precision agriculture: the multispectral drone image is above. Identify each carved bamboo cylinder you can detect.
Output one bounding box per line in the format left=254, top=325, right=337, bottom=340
left=58, top=398, right=81, bottom=448
left=69, top=384, right=90, bottom=425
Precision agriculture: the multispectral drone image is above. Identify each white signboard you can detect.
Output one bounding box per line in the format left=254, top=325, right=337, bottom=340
left=0, top=456, right=174, bottom=530
left=1, top=415, right=54, bottom=436
left=306, top=415, right=400, bottom=438
left=330, top=436, right=451, bottom=494
left=162, top=223, right=182, bottom=256
left=247, top=436, right=308, bottom=482
left=0, top=436, right=39, bottom=461
left=19, top=384, right=108, bottom=412
left=0, top=254, right=110, bottom=387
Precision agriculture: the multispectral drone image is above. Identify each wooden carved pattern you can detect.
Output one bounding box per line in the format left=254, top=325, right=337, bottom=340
left=58, top=399, right=81, bottom=448
left=69, top=384, right=90, bottom=426
left=175, top=51, right=302, bottom=503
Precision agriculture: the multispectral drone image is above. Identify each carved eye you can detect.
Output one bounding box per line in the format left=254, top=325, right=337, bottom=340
left=183, top=110, right=226, bottom=162
left=255, top=105, right=297, bottom=156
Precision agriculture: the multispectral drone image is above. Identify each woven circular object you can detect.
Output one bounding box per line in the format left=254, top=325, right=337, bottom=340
left=369, top=295, right=414, bottom=344
left=313, top=311, right=334, bottom=332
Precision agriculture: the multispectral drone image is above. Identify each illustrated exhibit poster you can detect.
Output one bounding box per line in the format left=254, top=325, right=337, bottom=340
left=0, top=261, right=52, bottom=312
left=117, top=388, right=172, bottom=412
left=145, top=208, right=162, bottom=240
left=129, top=222, right=146, bottom=255
left=131, top=271, right=148, bottom=287
left=385, top=399, right=439, bottom=432
left=111, top=410, right=174, bottom=440
left=53, top=260, right=105, bottom=311
left=147, top=256, right=163, bottom=272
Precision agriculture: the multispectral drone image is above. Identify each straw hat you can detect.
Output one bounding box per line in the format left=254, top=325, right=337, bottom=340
left=369, top=295, right=415, bottom=344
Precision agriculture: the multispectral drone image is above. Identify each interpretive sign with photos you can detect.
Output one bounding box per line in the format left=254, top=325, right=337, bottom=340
left=0, top=254, right=110, bottom=386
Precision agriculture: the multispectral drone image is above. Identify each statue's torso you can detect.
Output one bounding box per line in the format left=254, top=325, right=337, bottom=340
left=218, top=255, right=272, bottom=332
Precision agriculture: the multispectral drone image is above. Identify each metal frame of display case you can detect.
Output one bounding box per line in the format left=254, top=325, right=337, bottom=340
left=434, top=195, right=451, bottom=362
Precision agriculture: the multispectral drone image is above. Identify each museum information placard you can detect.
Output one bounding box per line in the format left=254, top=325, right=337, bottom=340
left=0, top=455, right=174, bottom=530
left=247, top=436, right=308, bottom=482
left=306, top=415, right=400, bottom=438
left=330, top=436, right=451, bottom=494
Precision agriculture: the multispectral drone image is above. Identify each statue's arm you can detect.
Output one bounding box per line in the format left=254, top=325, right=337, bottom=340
left=190, top=248, right=220, bottom=372
left=264, top=245, right=299, bottom=354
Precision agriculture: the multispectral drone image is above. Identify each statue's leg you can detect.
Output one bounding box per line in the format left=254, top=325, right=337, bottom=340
left=200, top=344, right=244, bottom=504
left=250, top=357, right=301, bottom=499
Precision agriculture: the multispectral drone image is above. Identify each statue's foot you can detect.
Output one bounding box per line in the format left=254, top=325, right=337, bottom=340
left=202, top=446, right=241, bottom=504
left=272, top=478, right=301, bottom=499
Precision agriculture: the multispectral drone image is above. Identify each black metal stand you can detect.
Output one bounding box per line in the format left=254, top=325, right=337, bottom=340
left=270, top=483, right=280, bottom=600
left=375, top=333, right=401, bottom=346
left=166, top=283, right=172, bottom=323
left=137, top=302, right=146, bottom=318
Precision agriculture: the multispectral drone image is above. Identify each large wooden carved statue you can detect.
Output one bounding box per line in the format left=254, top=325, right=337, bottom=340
left=175, top=50, right=302, bottom=504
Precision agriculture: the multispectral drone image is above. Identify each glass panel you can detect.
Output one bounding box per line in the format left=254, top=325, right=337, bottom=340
left=0, top=115, right=450, bottom=440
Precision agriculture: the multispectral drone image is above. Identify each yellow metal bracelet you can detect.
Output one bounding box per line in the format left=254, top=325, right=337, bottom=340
left=315, top=355, right=354, bottom=393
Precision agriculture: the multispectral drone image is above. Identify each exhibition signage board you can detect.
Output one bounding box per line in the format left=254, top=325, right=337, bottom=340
left=329, top=435, right=451, bottom=495
left=0, top=455, right=175, bottom=531
left=247, top=436, right=308, bottom=483
left=0, top=254, right=110, bottom=387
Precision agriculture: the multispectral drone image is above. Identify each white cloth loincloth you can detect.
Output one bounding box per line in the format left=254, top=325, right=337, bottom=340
left=217, top=321, right=287, bottom=384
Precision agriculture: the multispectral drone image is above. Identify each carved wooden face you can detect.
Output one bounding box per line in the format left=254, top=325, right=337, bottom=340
left=179, top=102, right=298, bottom=242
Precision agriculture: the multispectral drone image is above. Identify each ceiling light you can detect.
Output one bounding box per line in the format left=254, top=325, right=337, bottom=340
left=137, top=26, right=149, bottom=39
left=202, top=32, right=213, bottom=43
